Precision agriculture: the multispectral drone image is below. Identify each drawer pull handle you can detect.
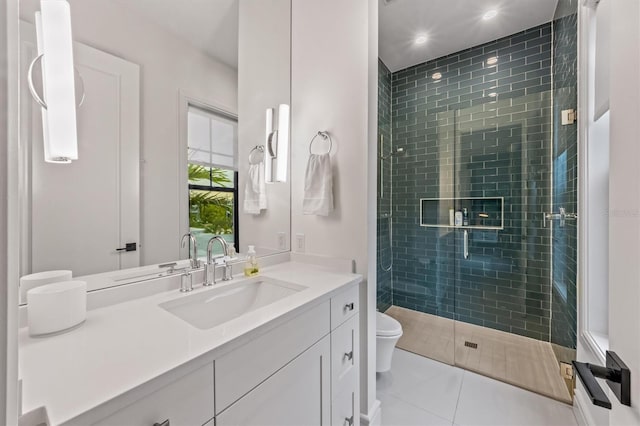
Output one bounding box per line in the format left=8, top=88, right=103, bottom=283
left=344, top=351, right=354, bottom=361
left=153, top=420, right=170, bottom=426
left=345, top=415, right=354, bottom=426
left=344, top=302, right=355, bottom=311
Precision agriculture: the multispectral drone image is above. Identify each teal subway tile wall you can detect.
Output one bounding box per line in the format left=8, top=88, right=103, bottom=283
left=392, top=24, right=554, bottom=340
left=377, top=17, right=578, bottom=348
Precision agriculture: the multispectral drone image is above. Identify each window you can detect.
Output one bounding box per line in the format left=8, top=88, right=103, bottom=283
left=187, top=105, right=238, bottom=259
left=585, top=111, right=609, bottom=350
left=580, top=4, right=610, bottom=361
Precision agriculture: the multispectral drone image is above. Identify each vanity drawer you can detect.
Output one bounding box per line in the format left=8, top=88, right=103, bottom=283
left=332, top=381, right=359, bottom=426
left=92, top=363, right=214, bottom=426
left=215, top=300, right=330, bottom=414
left=330, top=284, right=359, bottom=330
left=331, top=315, right=359, bottom=396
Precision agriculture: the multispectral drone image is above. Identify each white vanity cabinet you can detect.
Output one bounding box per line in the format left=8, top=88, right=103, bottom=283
left=45, top=282, right=360, bottom=426
left=215, top=284, right=360, bottom=426
left=214, top=283, right=360, bottom=426
left=330, top=285, right=360, bottom=426
left=89, top=363, right=215, bottom=426
left=214, top=301, right=331, bottom=414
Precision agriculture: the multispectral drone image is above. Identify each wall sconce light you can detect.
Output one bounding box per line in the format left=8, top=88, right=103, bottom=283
left=28, top=0, right=82, bottom=163
left=264, top=104, right=290, bottom=183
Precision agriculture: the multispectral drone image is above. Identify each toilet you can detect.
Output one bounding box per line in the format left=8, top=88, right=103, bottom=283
left=376, top=311, right=403, bottom=372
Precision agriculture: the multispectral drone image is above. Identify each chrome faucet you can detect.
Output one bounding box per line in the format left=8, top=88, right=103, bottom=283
left=181, top=233, right=201, bottom=269
left=204, top=236, right=231, bottom=286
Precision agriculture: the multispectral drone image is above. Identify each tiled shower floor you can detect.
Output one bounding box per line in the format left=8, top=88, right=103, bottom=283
left=385, top=306, right=572, bottom=404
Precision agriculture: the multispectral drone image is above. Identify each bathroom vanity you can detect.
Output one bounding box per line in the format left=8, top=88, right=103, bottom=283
left=18, top=261, right=361, bottom=426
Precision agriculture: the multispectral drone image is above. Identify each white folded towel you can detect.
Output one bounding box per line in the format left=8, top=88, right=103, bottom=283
left=243, top=162, right=267, bottom=215
left=303, top=153, right=333, bottom=216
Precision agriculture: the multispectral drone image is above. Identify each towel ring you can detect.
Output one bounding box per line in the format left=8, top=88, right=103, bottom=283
left=248, top=145, right=264, bottom=165
left=309, top=131, right=333, bottom=155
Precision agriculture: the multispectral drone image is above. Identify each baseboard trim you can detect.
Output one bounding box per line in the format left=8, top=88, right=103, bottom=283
left=360, top=399, right=381, bottom=426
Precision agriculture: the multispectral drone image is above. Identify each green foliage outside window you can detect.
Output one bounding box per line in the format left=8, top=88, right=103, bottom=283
left=188, top=164, right=234, bottom=235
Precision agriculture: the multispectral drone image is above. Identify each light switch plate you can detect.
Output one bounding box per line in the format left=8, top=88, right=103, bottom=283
left=296, top=233, right=305, bottom=253
left=277, top=232, right=286, bottom=250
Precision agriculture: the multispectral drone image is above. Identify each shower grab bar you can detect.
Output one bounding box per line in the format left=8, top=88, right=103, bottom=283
left=463, top=230, right=469, bottom=260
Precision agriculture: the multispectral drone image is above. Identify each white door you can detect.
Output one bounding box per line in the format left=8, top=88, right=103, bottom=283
left=607, top=0, right=640, bottom=424
left=20, top=22, right=140, bottom=277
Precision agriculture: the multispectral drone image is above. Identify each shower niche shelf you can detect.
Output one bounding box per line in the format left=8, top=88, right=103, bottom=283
left=419, top=197, right=504, bottom=230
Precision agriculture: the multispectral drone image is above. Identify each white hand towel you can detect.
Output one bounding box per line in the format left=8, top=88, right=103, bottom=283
left=303, top=153, right=334, bottom=216
left=243, top=162, right=267, bottom=215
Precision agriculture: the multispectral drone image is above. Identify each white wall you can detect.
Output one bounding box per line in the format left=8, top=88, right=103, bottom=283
left=290, top=0, right=369, bottom=284
left=1, top=0, right=8, bottom=420
left=366, top=0, right=380, bottom=423
left=607, top=0, right=640, bottom=423
left=237, top=0, right=291, bottom=255
left=291, top=0, right=377, bottom=421
left=577, top=0, right=640, bottom=424
left=19, top=0, right=238, bottom=266
left=3, top=0, right=19, bottom=423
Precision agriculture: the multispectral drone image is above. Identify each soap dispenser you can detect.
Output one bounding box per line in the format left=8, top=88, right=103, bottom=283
left=244, top=245, right=259, bottom=277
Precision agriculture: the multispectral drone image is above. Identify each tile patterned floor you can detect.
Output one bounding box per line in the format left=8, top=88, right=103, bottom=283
left=378, top=349, right=578, bottom=426
left=385, top=306, right=572, bottom=403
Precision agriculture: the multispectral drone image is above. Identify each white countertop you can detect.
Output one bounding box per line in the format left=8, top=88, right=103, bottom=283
left=18, top=261, right=361, bottom=425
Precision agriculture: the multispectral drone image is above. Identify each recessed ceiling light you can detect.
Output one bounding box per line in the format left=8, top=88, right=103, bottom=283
left=483, top=9, right=498, bottom=20
left=414, top=34, right=428, bottom=45
left=432, top=72, right=442, bottom=80
left=486, top=56, right=499, bottom=65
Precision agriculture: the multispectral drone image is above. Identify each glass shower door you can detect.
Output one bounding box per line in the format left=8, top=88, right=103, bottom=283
left=451, top=98, right=545, bottom=383
left=382, top=105, right=458, bottom=366
left=548, top=7, right=579, bottom=388
left=451, top=85, right=574, bottom=401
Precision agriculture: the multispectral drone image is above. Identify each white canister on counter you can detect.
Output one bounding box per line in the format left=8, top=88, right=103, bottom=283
left=27, top=280, right=87, bottom=336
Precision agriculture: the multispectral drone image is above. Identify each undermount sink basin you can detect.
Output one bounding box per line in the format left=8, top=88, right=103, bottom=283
left=159, top=277, right=307, bottom=330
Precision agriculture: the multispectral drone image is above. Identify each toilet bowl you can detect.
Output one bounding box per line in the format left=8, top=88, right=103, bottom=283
left=376, top=311, right=403, bottom=372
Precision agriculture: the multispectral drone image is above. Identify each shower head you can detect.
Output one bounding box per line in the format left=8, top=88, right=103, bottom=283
left=380, top=147, right=406, bottom=160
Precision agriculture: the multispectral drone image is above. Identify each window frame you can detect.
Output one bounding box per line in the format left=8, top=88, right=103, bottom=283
left=578, top=3, right=609, bottom=365
left=179, top=93, right=240, bottom=257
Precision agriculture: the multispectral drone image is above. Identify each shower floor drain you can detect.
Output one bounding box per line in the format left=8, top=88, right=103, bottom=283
left=464, top=341, right=478, bottom=349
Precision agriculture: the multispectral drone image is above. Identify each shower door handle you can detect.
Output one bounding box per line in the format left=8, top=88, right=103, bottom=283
left=463, top=230, right=469, bottom=260
left=544, top=207, right=578, bottom=227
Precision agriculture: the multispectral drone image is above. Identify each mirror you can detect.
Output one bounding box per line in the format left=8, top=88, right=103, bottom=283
left=17, top=0, right=292, bottom=294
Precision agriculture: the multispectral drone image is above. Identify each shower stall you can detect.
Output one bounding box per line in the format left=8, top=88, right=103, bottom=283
left=377, top=2, right=578, bottom=403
